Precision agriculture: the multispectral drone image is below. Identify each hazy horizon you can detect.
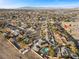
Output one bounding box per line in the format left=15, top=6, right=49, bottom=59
left=0, top=0, right=79, bottom=8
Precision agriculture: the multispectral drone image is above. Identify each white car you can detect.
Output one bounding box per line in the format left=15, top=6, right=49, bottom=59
left=71, top=53, right=79, bottom=59
left=19, top=47, right=30, bottom=54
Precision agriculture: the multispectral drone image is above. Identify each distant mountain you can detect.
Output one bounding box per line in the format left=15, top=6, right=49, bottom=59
left=18, top=7, right=79, bottom=10
left=18, top=7, right=57, bottom=10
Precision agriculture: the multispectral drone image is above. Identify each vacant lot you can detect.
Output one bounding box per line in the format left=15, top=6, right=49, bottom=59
left=0, top=34, right=43, bottom=59
left=0, top=35, right=28, bottom=59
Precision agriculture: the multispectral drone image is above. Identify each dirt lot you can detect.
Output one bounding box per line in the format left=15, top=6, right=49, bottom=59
left=0, top=34, right=43, bottom=59
left=61, top=22, right=79, bottom=40
left=0, top=36, right=28, bottom=59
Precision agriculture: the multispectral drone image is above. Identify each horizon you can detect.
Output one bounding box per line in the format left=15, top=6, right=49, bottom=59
left=0, top=0, right=79, bottom=8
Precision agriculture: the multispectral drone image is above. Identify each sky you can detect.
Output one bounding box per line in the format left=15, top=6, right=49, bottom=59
left=0, top=0, right=79, bottom=8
